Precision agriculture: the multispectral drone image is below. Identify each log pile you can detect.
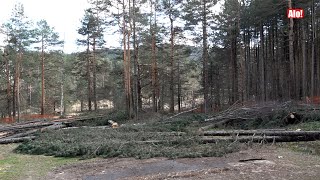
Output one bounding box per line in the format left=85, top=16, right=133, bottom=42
left=1, top=102, right=320, bottom=145
left=0, top=114, right=111, bottom=144
left=121, top=129, right=320, bottom=145
left=200, top=130, right=320, bottom=143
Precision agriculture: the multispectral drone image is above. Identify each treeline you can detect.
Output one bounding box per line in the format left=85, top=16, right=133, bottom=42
left=0, top=0, right=320, bottom=121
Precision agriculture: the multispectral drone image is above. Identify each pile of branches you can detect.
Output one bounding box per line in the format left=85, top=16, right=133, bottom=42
left=201, top=101, right=319, bottom=130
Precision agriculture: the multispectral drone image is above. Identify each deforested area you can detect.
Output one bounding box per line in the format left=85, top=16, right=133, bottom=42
left=0, top=0, right=320, bottom=179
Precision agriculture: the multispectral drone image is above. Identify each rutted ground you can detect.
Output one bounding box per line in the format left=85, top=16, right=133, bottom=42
left=46, top=145, right=320, bottom=180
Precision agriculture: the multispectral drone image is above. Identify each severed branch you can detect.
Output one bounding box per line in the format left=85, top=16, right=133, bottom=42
left=163, top=107, right=200, bottom=122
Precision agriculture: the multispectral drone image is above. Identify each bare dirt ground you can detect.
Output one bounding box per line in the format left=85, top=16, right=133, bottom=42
left=46, top=145, right=320, bottom=180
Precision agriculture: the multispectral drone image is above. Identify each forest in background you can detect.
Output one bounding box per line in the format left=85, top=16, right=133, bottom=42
left=0, top=0, right=319, bottom=121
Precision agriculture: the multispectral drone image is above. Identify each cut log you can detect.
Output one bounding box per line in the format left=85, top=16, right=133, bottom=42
left=201, top=135, right=320, bottom=143
left=202, top=130, right=320, bottom=137
left=0, top=122, right=54, bottom=133
left=239, top=158, right=266, bottom=162
left=108, top=120, right=119, bottom=128
left=40, top=123, right=66, bottom=132
left=0, top=136, right=36, bottom=144
left=5, top=129, right=38, bottom=139
left=285, top=112, right=301, bottom=124
left=0, top=114, right=108, bottom=133
left=61, top=126, right=112, bottom=130
left=128, top=135, right=320, bottom=145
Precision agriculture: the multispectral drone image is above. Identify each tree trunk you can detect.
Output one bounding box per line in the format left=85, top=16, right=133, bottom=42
left=127, top=25, right=132, bottom=118
left=288, top=0, right=295, bottom=99
left=260, top=25, right=265, bottom=101
left=202, top=0, right=209, bottom=113
left=244, top=30, right=250, bottom=101
left=151, top=1, right=158, bottom=113
left=41, top=36, right=45, bottom=115
left=87, top=34, right=92, bottom=111
left=12, top=65, right=16, bottom=118
left=93, top=37, right=97, bottom=111
left=137, top=46, right=142, bottom=110
left=4, top=48, right=11, bottom=117
left=17, top=51, right=22, bottom=122
left=311, top=0, right=315, bottom=97
left=177, top=57, right=181, bottom=112
left=202, top=130, right=320, bottom=138
left=231, top=25, right=238, bottom=103
left=122, top=0, right=131, bottom=117
left=0, top=136, right=36, bottom=144
left=80, top=99, right=84, bottom=112
left=133, top=0, right=139, bottom=119
left=295, top=22, right=301, bottom=99
left=169, top=14, right=175, bottom=113
left=60, top=54, right=65, bottom=116
left=302, top=20, right=307, bottom=97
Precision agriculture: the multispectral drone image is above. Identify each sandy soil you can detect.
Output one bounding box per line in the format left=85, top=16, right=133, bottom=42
left=46, top=146, right=320, bottom=180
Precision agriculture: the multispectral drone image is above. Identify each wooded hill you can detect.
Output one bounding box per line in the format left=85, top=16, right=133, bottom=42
left=0, top=0, right=319, bottom=121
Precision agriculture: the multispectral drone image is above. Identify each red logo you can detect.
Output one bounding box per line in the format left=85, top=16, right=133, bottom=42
left=287, top=9, right=304, bottom=18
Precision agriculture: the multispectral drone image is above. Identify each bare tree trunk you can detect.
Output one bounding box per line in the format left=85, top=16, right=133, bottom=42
left=244, top=30, right=249, bottom=101
left=60, top=53, right=65, bottom=116
left=122, top=0, right=131, bottom=117
left=41, top=36, right=45, bottom=115
left=295, top=22, right=301, bottom=99
left=288, top=0, right=295, bottom=99
left=87, top=34, right=92, bottom=111
left=17, top=51, right=22, bottom=122
left=127, top=26, right=132, bottom=118
left=4, top=48, right=11, bottom=117
left=13, top=66, right=16, bottom=118
left=151, top=0, right=158, bottom=112
left=93, top=37, right=97, bottom=111
left=80, top=100, right=83, bottom=112
left=123, top=16, right=128, bottom=114
left=230, top=23, right=238, bottom=103
left=133, top=0, right=139, bottom=119
left=202, top=0, right=209, bottom=113
left=177, top=58, right=181, bottom=112
left=137, top=45, right=142, bottom=110
left=169, top=14, right=175, bottom=113
left=271, top=23, right=277, bottom=100
left=302, top=20, right=307, bottom=97
left=311, top=0, right=315, bottom=97
left=260, top=25, right=265, bottom=101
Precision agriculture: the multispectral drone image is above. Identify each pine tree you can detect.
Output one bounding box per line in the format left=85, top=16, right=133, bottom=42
left=4, top=3, right=33, bottom=122
left=34, top=20, right=63, bottom=115
left=183, top=0, right=217, bottom=113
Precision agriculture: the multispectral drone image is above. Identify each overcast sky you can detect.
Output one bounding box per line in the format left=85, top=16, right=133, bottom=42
left=0, top=0, right=98, bottom=53
left=0, top=0, right=222, bottom=53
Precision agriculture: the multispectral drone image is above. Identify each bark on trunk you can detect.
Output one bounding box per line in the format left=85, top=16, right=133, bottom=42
left=202, top=130, right=320, bottom=137
left=169, top=14, right=175, bottom=113
left=133, top=0, right=139, bottom=119
left=93, top=37, right=97, bottom=111
left=41, top=36, right=45, bottom=115
left=202, top=0, right=209, bottom=113
left=4, top=48, right=11, bottom=117
left=87, top=34, right=92, bottom=111
left=0, top=136, right=36, bottom=144
left=288, top=0, right=295, bottom=98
